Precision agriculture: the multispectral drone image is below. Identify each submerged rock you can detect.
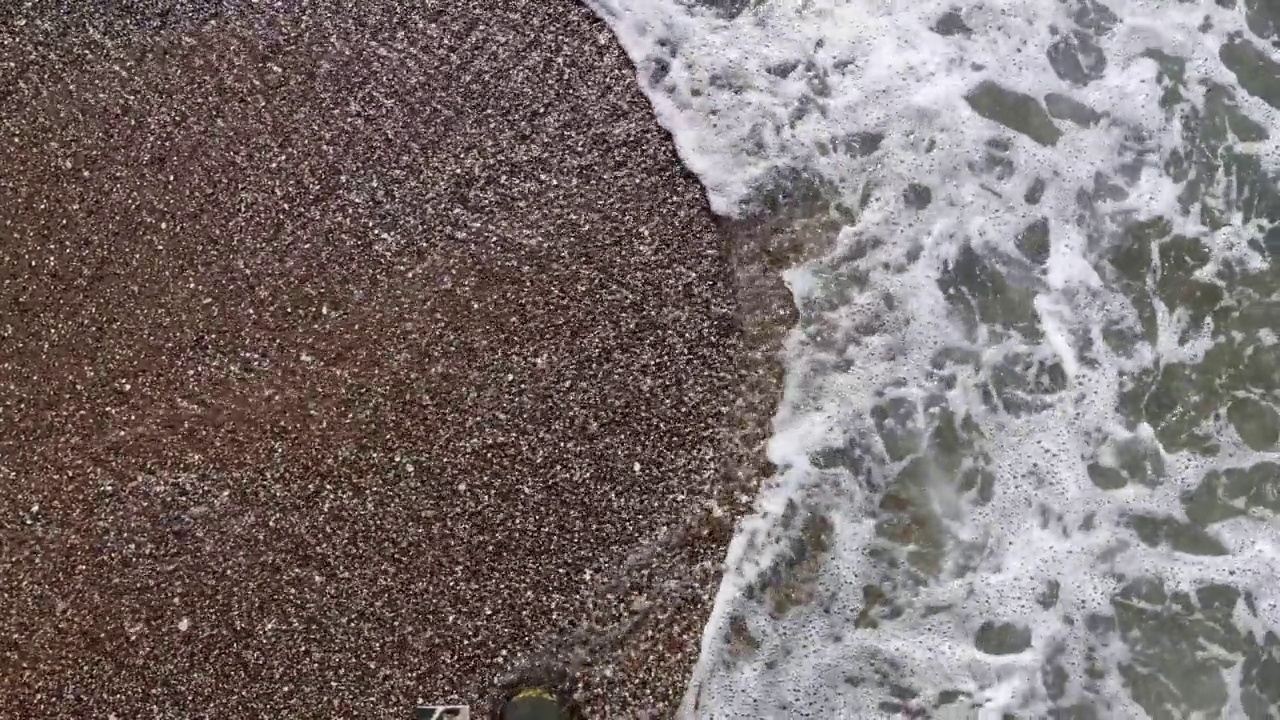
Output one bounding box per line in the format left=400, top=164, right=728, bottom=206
left=1220, top=38, right=1280, bottom=110
left=932, top=10, right=972, bottom=37
left=974, top=621, right=1033, bottom=655
left=1047, top=30, right=1108, bottom=86
left=965, top=81, right=1063, bottom=146
left=1016, top=217, right=1052, bottom=265
left=1045, top=92, right=1103, bottom=127
left=1072, top=0, right=1120, bottom=34
left=691, top=0, right=754, bottom=20
left=903, top=183, right=933, bottom=210
left=1245, top=0, right=1280, bottom=41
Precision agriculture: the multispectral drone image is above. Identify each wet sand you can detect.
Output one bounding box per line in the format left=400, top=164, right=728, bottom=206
left=0, top=1, right=788, bottom=717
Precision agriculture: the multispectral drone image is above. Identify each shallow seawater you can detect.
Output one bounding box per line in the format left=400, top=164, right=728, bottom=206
left=589, top=0, right=1280, bottom=717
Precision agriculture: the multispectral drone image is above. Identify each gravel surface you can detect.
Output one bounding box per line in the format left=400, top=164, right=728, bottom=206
left=1, top=1, right=789, bottom=718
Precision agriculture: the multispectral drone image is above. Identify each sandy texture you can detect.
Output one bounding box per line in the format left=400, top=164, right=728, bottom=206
left=0, top=1, right=791, bottom=717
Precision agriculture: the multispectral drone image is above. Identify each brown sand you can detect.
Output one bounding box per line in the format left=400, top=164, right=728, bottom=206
left=1, top=1, right=790, bottom=718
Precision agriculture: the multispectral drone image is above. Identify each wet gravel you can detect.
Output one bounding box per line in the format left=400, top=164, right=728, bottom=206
left=0, top=1, right=787, bottom=717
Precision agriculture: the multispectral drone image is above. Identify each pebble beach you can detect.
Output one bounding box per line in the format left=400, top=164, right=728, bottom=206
left=0, top=2, right=788, bottom=717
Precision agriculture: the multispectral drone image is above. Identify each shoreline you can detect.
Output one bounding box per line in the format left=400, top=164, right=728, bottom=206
left=0, top=2, right=791, bottom=717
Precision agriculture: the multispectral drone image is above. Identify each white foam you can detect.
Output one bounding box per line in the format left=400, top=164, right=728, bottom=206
left=589, top=0, right=1280, bottom=716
